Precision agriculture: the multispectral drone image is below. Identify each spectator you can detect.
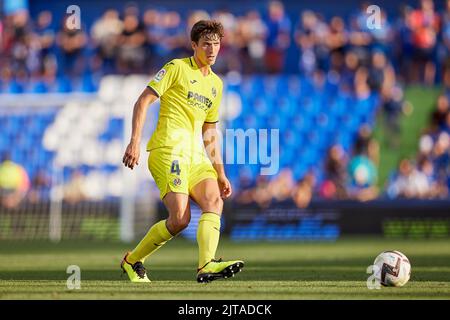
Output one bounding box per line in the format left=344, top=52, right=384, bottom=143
left=0, top=153, right=30, bottom=208
left=211, top=9, right=240, bottom=74
left=294, top=11, right=328, bottom=75
left=8, top=10, right=33, bottom=79
left=234, top=169, right=255, bottom=205
left=348, top=4, right=372, bottom=63
left=341, top=50, right=360, bottom=92
left=369, top=9, right=394, bottom=55
left=63, top=169, right=87, bottom=204
left=90, top=9, right=123, bottom=74
left=431, top=132, right=450, bottom=179
left=394, top=5, right=414, bottom=83
left=347, top=154, right=378, bottom=201
left=292, top=172, right=316, bottom=208
left=116, top=12, right=146, bottom=74
left=160, top=11, right=186, bottom=60
left=381, top=84, right=405, bottom=148
left=56, top=15, right=88, bottom=77
left=143, top=8, right=162, bottom=73
left=445, top=111, right=450, bottom=134
left=27, top=169, right=51, bottom=203
left=264, top=1, right=291, bottom=73
left=326, top=16, right=347, bottom=62
left=442, top=0, right=450, bottom=88
left=236, top=10, right=267, bottom=74
left=409, top=0, right=440, bottom=85
left=367, top=50, right=396, bottom=94
left=353, top=124, right=380, bottom=165
left=146, top=10, right=186, bottom=72
left=387, top=158, right=430, bottom=198
left=417, top=156, right=444, bottom=197
left=430, top=94, right=449, bottom=132
left=268, top=168, right=295, bottom=202
left=34, top=11, right=56, bottom=70
left=323, top=144, right=348, bottom=199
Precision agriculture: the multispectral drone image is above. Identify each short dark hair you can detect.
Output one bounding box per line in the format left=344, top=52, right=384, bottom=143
left=190, top=20, right=224, bottom=43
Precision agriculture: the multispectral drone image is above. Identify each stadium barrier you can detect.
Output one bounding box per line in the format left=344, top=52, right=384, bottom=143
left=0, top=199, right=155, bottom=241
left=1, top=199, right=448, bottom=241
left=177, top=200, right=450, bottom=241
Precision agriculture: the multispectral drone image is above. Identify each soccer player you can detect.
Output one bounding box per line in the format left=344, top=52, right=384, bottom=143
left=121, top=20, right=244, bottom=283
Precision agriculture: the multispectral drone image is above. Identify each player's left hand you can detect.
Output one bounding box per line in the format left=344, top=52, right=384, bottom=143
left=218, top=174, right=232, bottom=199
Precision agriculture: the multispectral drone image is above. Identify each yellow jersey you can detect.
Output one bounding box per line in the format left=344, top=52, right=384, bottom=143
left=147, top=56, right=223, bottom=153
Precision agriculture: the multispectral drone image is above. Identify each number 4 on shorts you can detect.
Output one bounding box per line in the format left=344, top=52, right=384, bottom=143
left=171, top=160, right=181, bottom=175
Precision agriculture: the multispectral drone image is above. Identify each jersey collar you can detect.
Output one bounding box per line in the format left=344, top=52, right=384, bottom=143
left=190, top=56, right=211, bottom=76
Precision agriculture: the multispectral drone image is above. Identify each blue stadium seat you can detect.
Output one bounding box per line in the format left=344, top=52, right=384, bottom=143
left=292, top=114, right=312, bottom=133
left=30, top=81, right=48, bottom=93
left=276, top=95, right=295, bottom=117
left=81, top=73, right=97, bottom=92
left=5, top=80, right=24, bottom=94
left=252, top=96, right=273, bottom=118
left=266, top=114, right=287, bottom=129
left=242, top=114, right=260, bottom=130
left=274, top=75, right=289, bottom=96
left=56, top=76, right=72, bottom=93
left=280, top=148, right=295, bottom=168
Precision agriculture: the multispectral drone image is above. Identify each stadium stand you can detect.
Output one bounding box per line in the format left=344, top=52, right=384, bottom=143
left=0, top=0, right=449, bottom=208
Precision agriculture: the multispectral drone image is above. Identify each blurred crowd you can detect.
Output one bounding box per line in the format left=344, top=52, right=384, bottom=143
left=235, top=91, right=450, bottom=208
left=235, top=124, right=382, bottom=208
left=1, top=0, right=450, bottom=84
left=1, top=0, right=450, bottom=209
left=386, top=94, right=450, bottom=199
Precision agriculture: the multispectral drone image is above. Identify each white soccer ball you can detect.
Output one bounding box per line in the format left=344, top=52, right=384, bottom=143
left=373, top=250, right=411, bottom=287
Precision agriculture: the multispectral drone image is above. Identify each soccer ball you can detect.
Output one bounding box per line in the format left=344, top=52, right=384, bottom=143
left=373, top=250, right=411, bottom=287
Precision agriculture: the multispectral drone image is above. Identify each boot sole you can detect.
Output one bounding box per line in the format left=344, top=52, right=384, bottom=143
left=197, top=261, right=244, bottom=283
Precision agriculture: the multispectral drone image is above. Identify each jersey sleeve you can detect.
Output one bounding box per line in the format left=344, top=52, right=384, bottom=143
left=205, top=80, right=223, bottom=123
left=147, top=60, right=179, bottom=97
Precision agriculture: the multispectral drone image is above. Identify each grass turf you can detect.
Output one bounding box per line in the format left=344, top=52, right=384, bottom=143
left=0, top=237, right=449, bottom=299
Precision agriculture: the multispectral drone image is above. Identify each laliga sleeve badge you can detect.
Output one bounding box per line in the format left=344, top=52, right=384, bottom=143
left=154, top=68, right=166, bottom=82
left=211, top=86, right=217, bottom=98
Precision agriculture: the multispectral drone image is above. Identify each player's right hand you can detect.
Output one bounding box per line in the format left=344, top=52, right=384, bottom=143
left=123, top=142, right=140, bottom=170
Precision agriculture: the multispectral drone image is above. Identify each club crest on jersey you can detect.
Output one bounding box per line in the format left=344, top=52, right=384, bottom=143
left=154, top=69, right=166, bottom=82
left=173, top=178, right=182, bottom=186
left=212, top=87, right=217, bottom=98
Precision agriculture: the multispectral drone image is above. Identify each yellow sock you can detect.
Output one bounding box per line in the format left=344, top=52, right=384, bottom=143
left=127, top=219, right=173, bottom=264
left=197, top=212, right=221, bottom=269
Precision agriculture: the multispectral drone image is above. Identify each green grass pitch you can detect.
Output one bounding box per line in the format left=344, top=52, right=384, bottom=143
left=0, top=237, right=449, bottom=299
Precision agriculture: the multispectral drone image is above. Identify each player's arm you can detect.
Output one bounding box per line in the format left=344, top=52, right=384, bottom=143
left=122, top=87, right=158, bottom=170
left=202, top=122, right=232, bottom=199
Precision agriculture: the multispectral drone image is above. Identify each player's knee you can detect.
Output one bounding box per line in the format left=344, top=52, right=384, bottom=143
left=200, top=194, right=223, bottom=214
left=167, top=214, right=190, bottom=234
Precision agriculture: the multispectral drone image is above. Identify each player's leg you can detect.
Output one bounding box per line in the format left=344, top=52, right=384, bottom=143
left=163, top=192, right=191, bottom=235
left=121, top=148, right=189, bottom=283
left=190, top=178, right=223, bottom=269
left=189, top=177, right=244, bottom=283
left=127, top=192, right=190, bottom=261
left=121, top=193, right=190, bottom=283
